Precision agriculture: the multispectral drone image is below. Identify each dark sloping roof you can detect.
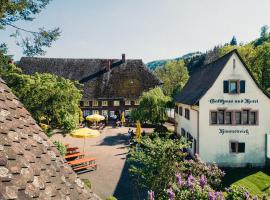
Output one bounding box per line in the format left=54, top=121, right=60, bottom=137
left=18, top=57, right=162, bottom=100
left=0, top=78, right=98, bottom=200
left=174, top=49, right=270, bottom=105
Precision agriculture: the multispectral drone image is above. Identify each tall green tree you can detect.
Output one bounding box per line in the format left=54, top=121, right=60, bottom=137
left=154, top=60, right=189, bottom=97
left=0, top=62, right=82, bottom=132
left=230, top=36, right=237, bottom=46
left=0, top=0, right=60, bottom=56
left=131, top=87, right=170, bottom=126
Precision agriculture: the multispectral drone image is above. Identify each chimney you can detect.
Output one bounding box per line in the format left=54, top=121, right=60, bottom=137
left=122, top=54, right=126, bottom=63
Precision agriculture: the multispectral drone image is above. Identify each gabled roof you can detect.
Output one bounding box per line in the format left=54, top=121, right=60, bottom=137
left=0, top=78, right=98, bottom=199
left=18, top=57, right=162, bottom=100
left=174, top=49, right=270, bottom=105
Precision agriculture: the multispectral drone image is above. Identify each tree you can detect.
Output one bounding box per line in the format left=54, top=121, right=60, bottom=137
left=0, top=0, right=60, bottom=56
left=128, top=136, right=225, bottom=199
left=131, top=87, right=170, bottom=126
left=0, top=61, right=82, bottom=132
left=154, top=60, right=189, bottom=97
left=230, top=36, right=237, bottom=46
left=260, top=25, right=269, bottom=38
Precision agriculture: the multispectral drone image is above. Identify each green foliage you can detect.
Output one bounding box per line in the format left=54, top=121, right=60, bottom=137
left=82, top=179, right=92, bottom=189
left=128, top=136, right=188, bottom=198
left=131, top=87, right=170, bottom=126
left=53, top=141, right=66, bottom=156
left=0, top=62, right=82, bottom=132
left=154, top=60, right=189, bottom=97
left=230, top=36, right=237, bottom=46
left=0, top=0, right=60, bottom=56
left=105, top=196, right=117, bottom=200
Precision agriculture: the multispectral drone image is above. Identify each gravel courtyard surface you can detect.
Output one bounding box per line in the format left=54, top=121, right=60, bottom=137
left=51, top=126, right=153, bottom=200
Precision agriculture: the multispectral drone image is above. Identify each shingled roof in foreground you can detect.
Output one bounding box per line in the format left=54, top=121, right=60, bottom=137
left=0, top=77, right=98, bottom=199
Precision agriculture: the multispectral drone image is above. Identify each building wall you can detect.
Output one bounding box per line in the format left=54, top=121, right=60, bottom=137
left=199, top=53, right=270, bottom=167
left=175, top=103, right=199, bottom=154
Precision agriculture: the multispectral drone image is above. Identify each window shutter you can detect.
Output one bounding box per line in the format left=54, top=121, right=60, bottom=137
left=223, top=81, right=229, bottom=93
left=240, top=80, right=245, bottom=93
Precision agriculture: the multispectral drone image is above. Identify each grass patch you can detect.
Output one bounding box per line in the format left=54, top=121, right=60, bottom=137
left=81, top=179, right=91, bottom=189
left=223, top=168, right=270, bottom=198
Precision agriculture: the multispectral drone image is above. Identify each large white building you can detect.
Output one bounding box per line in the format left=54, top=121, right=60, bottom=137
left=174, top=49, right=270, bottom=167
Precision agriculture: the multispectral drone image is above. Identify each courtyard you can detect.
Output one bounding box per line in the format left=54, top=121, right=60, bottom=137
left=51, top=126, right=154, bottom=200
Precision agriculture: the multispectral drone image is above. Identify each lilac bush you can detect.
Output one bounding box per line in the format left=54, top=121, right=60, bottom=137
left=147, top=174, right=265, bottom=200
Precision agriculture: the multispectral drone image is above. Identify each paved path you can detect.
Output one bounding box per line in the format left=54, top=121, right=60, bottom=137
left=51, top=127, right=152, bottom=200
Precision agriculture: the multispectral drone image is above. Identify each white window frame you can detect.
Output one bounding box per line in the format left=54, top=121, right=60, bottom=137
left=93, top=110, right=99, bottom=114
left=102, top=110, right=108, bottom=117
left=110, top=111, right=115, bottom=117
left=125, top=110, right=131, bottom=116
left=92, top=100, right=99, bottom=107
left=125, top=100, right=131, bottom=105
left=114, top=100, right=120, bottom=106
left=134, top=100, right=139, bottom=105
left=83, top=101, right=90, bottom=107
left=102, top=101, right=108, bottom=106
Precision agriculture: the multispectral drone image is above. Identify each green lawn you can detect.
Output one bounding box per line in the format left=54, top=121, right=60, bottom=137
left=223, top=168, right=270, bottom=198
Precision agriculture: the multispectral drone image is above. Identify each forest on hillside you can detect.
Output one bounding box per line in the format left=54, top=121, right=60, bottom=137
left=149, top=25, right=270, bottom=97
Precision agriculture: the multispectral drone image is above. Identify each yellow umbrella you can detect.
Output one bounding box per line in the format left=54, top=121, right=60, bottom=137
left=136, top=120, right=142, bottom=142
left=121, top=112, right=126, bottom=125
left=86, top=114, right=105, bottom=122
left=70, top=128, right=100, bottom=153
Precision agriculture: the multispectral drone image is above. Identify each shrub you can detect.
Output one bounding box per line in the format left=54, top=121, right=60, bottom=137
left=106, top=196, right=117, bottom=200
left=81, top=179, right=91, bottom=189
left=53, top=141, right=66, bottom=156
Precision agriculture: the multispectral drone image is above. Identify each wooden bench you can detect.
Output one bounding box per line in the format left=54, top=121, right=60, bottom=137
left=73, top=163, right=97, bottom=171
left=64, top=152, right=84, bottom=159
left=67, top=157, right=96, bottom=166
left=66, top=147, right=79, bottom=154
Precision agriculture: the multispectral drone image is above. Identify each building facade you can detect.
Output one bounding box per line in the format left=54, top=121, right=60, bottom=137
left=19, top=55, right=162, bottom=119
left=174, top=50, right=270, bottom=167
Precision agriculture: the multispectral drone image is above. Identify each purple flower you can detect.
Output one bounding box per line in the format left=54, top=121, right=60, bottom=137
left=148, top=190, right=154, bottom=200
left=187, top=174, right=195, bottom=190
left=215, top=191, right=224, bottom=200
left=244, top=191, right=249, bottom=200
left=199, top=175, right=207, bottom=188
left=208, top=191, right=216, bottom=200
left=252, top=196, right=258, bottom=200
left=175, top=173, right=184, bottom=186
left=167, top=188, right=175, bottom=200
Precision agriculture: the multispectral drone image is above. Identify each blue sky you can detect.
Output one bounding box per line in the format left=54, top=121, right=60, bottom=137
left=1, top=0, right=270, bottom=62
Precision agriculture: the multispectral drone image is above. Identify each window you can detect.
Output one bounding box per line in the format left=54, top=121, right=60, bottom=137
left=249, top=111, right=257, bottom=125
left=217, top=110, right=225, bottom=124
left=242, top=110, right=249, bottom=125
left=92, top=100, right=99, bottom=107
left=181, top=128, right=186, bottom=137
left=83, top=101, right=90, bottom=107
left=225, top=111, right=232, bottom=125
left=125, top=100, right=131, bottom=105
left=224, top=80, right=246, bottom=94
left=210, top=109, right=258, bottom=126
left=179, top=107, right=183, bottom=116
left=230, top=142, right=245, bottom=153
left=229, top=81, right=238, bottom=94
left=102, top=110, right=108, bottom=117
left=114, top=100, right=120, bottom=106
left=210, top=111, right=217, bottom=124
left=175, top=106, right=178, bottom=114
left=134, top=100, right=140, bottom=105
left=102, top=101, right=108, bottom=106
left=110, top=111, right=115, bottom=117
left=235, top=111, right=242, bottom=125
left=125, top=110, right=131, bottom=116
left=93, top=110, right=99, bottom=114
left=185, top=109, right=190, bottom=120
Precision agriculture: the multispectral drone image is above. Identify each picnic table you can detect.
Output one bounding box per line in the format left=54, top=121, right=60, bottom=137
left=67, top=157, right=97, bottom=172
left=66, top=147, right=79, bottom=154
left=64, top=152, right=84, bottom=160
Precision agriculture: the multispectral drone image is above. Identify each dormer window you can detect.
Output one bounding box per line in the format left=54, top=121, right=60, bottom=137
left=224, top=80, right=245, bottom=94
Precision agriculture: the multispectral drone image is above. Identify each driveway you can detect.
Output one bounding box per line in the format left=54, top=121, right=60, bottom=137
left=51, top=126, right=152, bottom=200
